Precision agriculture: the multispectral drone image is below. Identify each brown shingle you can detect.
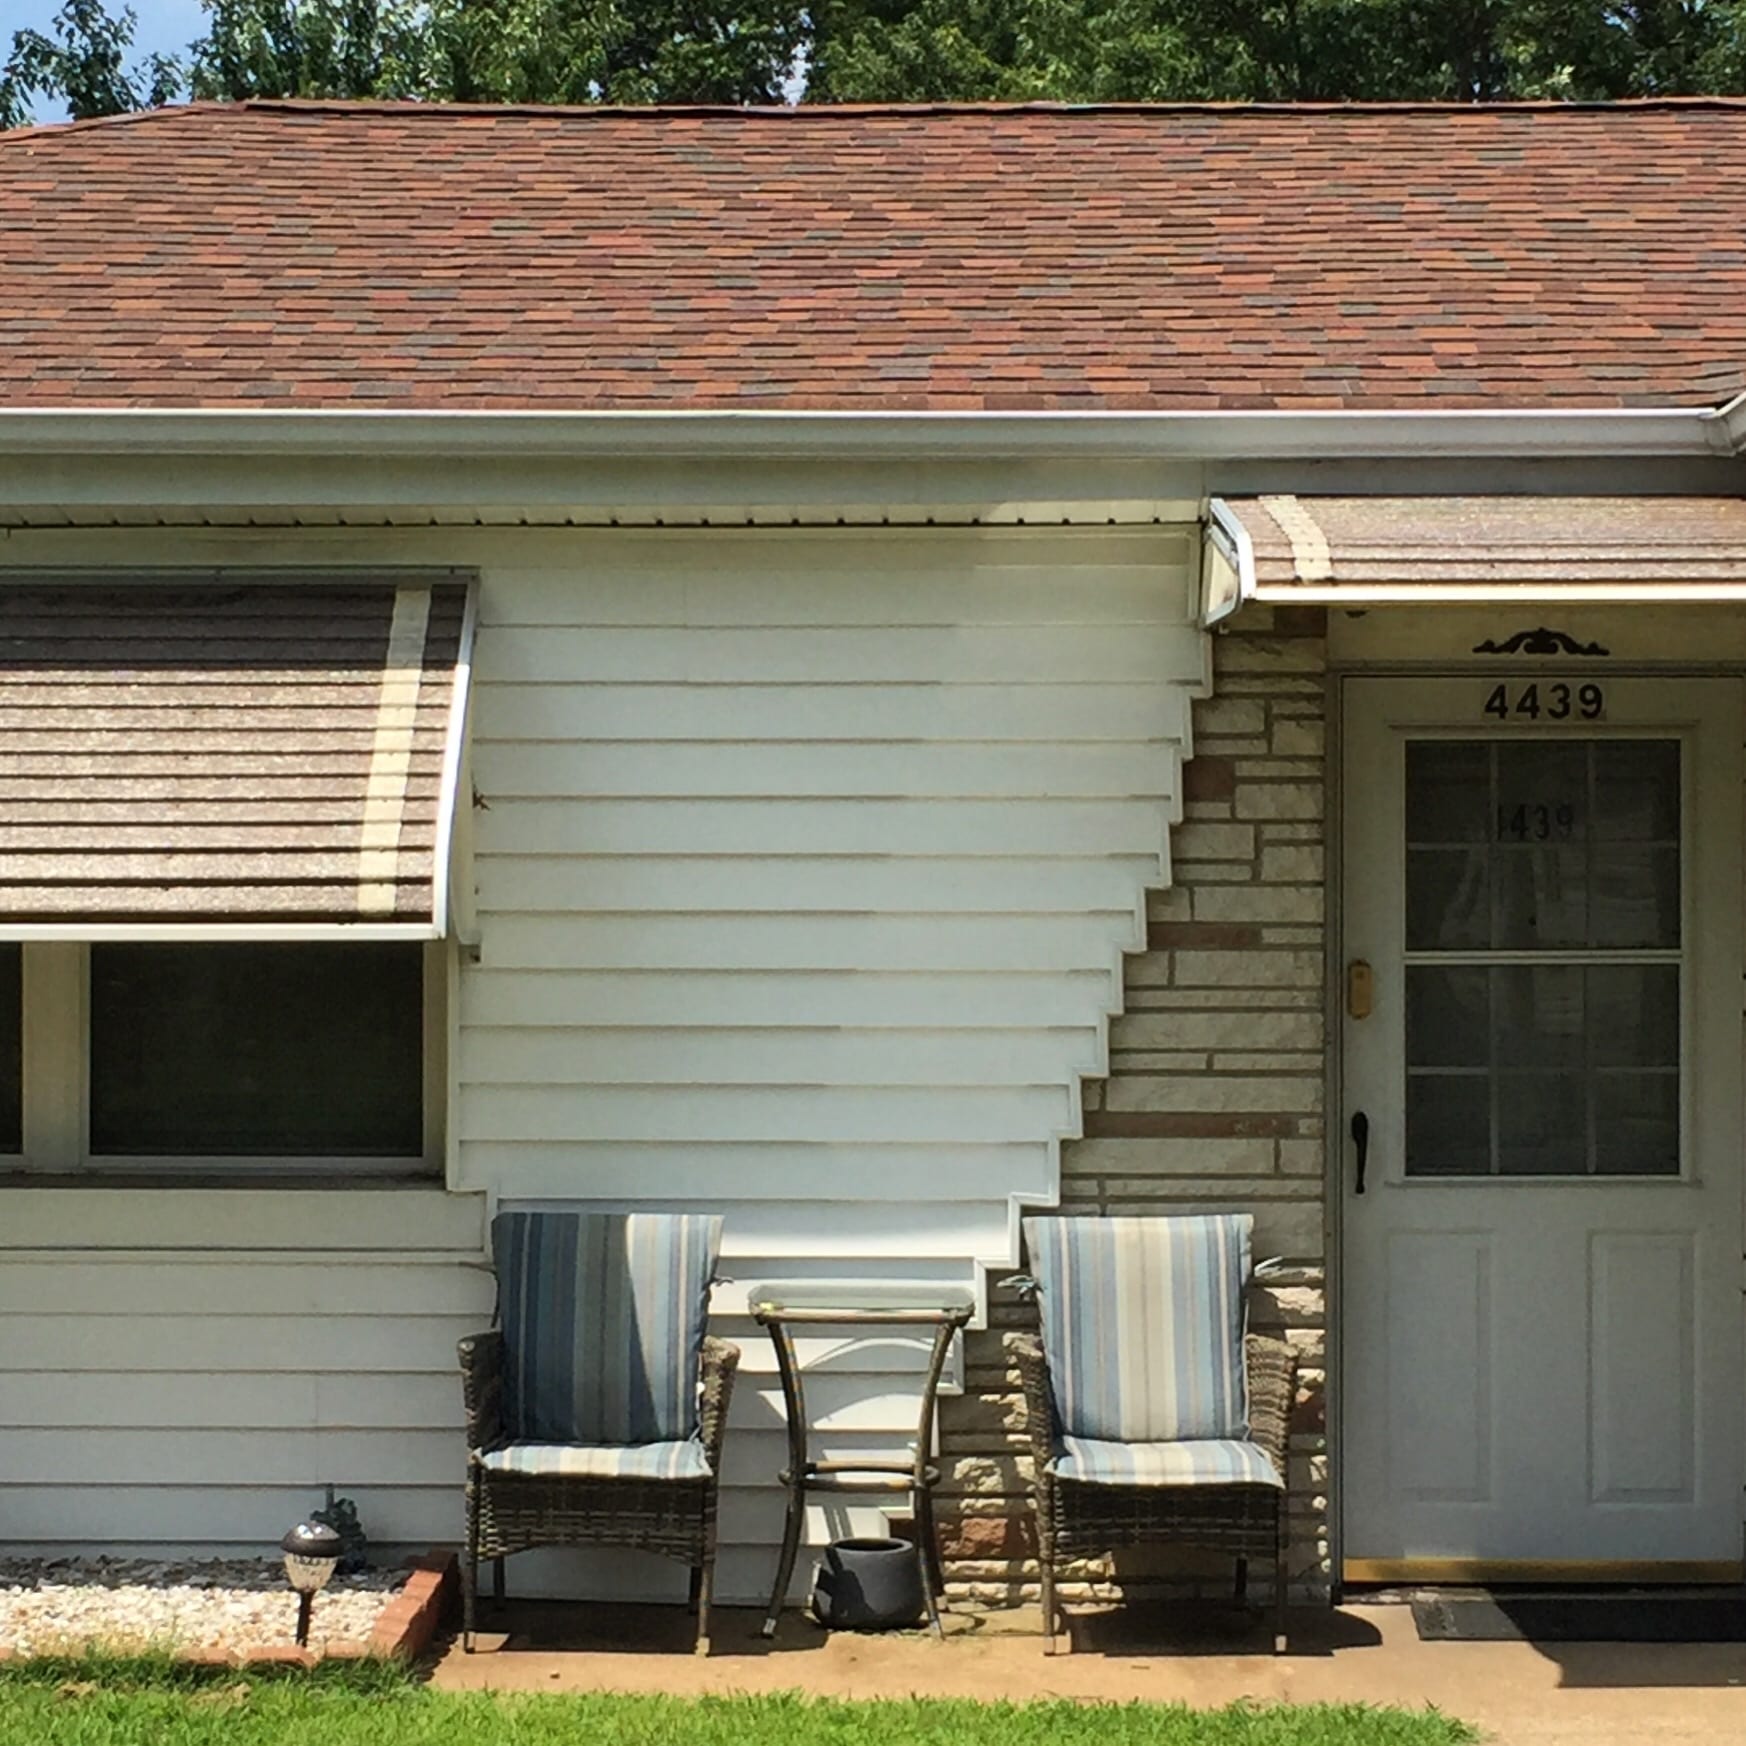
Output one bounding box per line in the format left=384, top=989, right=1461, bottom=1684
left=2, top=100, right=1745, bottom=411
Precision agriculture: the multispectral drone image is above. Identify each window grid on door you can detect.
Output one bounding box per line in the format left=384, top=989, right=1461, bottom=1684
left=1402, top=737, right=1681, bottom=1179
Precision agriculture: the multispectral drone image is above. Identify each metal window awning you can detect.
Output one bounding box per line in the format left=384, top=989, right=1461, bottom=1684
left=1201, top=495, right=1746, bottom=623
left=0, top=575, right=476, bottom=939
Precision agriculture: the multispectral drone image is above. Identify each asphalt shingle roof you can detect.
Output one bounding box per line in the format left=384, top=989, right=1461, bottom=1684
left=4, top=99, right=1746, bottom=411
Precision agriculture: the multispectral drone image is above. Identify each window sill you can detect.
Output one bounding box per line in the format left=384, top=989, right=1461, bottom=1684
left=0, top=1169, right=445, bottom=1191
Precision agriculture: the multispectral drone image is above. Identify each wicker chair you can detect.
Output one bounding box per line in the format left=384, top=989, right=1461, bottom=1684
left=458, top=1210, right=740, bottom=1655
left=1013, top=1213, right=1298, bottom=1655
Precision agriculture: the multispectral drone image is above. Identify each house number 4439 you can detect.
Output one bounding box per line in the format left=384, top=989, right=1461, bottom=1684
left=1481, top=681, right=1605, bottom=722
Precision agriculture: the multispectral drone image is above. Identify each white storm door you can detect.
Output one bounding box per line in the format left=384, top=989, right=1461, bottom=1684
left=1341, top=675, right=1744, bottom=1579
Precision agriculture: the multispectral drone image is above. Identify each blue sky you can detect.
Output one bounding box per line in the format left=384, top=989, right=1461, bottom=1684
left=8, top=0, right=208, bottom=118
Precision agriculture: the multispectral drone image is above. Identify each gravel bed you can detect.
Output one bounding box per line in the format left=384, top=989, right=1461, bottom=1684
left=0, top=1557, right=404, bottom=1655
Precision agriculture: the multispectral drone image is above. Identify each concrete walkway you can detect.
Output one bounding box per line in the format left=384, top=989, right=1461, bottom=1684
left=430, top=1599, right=1746, bottom=1745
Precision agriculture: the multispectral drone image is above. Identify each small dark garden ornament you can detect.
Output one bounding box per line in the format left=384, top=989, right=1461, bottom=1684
left=311, top=1487, right=368, bottom=1576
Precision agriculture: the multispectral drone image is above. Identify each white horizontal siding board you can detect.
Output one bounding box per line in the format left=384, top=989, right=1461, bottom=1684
left=0, top=1372, right=465, bottom=1432
left=0, top=1428, right=463, bottom=1490
left=0, top=1261, right=493, bottom=1319
left=463, top=1084, right=1072, bottom=1145
left=473, top=741, right=1177, bottom=800
left=476, top=682, right=1190, bottom=743
left=0, top=1487, right=460, bottom=1549
left=484, top=541, right=1193, bottom=626
left=455, top=1143, right=1051, bottom=1205
left=460, top=1027, right=1100, bottom=1088
left=463, top=969, right=1115, bottom=1029
left=478, top=913, right=1139, bottom=973
left=486, top=571, right=1189, bottom=629
left=481, top=855, right=1160, bottom=915
left=485, top=624, right=1205, bottom=686
left=0, top=1188, right=485, bottom=1252
left=4, top=1315, right=481, bottom=1374
left=480, top=798, right=1169, bottom=859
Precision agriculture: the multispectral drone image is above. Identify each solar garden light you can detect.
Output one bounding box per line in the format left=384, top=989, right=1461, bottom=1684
left=280, top=1520, right=344, bottom=1648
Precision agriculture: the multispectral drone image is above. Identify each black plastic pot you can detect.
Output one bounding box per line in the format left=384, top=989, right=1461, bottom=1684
left=810, top=1537, right=925, bottom=1631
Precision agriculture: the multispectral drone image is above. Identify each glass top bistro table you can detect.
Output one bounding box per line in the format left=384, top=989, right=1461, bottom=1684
left=747, top=1279, right=977, bottom=1639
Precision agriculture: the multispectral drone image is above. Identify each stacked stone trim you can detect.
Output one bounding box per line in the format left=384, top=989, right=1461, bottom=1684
left=937, top=605, right=1330, bottom=1606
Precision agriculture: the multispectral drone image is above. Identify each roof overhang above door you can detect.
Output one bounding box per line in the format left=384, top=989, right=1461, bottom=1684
left=1201, top=495, right=1746, bottom=625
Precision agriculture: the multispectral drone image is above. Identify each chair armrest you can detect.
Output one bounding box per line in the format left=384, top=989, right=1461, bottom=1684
left=1245, top=1332, right=1298, bottom=1485
left=457, top=1329, right=506, bottom=1454
left=698, top=1335, right=741, bottom=1473
left=1009, top=1333, right=1058, bottom=1474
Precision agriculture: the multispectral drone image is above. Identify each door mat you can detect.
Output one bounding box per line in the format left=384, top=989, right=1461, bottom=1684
left=1411, top=1593, right=1746, bottom=1643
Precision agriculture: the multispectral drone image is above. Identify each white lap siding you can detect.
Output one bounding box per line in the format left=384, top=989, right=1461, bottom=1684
left=0, top=521, right=1205, bottom=1589
left=0, top=1187, right=490, bottom=1554
left=461, top=524, right=1206, bottom=1599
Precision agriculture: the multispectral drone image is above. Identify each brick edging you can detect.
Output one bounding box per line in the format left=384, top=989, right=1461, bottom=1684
left=365, top=1551, right=457, bottom=1662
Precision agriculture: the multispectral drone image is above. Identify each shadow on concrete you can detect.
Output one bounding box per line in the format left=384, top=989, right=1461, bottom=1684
left=1061, top=1601, right=1382, bottom=1660
left=448, top=1600, right=826, bottom=1659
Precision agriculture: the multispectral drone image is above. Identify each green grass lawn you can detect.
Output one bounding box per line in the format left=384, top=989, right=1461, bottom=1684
left=0, top=1655, right=1474, bottom=1746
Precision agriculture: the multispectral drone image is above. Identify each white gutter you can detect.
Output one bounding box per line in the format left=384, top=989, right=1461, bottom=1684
left=1714, top=388, right=1746, bottom=456
left=0, top=403, right=1739, bottom=460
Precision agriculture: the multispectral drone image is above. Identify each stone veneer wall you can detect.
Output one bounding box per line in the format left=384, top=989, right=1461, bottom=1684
left=936, top=604, right=1331, bottom=1605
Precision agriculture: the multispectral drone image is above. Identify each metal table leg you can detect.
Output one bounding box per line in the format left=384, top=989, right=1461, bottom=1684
left=761, top=1317, right=810, bottom=1638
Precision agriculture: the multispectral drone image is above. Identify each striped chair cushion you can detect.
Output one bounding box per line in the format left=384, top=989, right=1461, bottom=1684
left=480, top=1439, right=712, bottom=1482
left=1029, top=1213, right=1253, bottom=1443
left=492, top=1210, right=722, bottom=1447
left=1053, top=1435, right=1282, bottom=1490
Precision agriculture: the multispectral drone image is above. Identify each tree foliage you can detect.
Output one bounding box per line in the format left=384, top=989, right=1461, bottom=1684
left=5, top=0, right=1745, bottom=126
left=2, top=0, right=178, bottom=127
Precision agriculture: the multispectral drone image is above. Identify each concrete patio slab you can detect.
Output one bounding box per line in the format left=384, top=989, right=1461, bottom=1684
left=428, top=1599, right=1746, bottom=1745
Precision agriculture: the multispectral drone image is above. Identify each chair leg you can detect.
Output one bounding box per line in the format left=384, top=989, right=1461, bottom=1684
left=687, top=1564, right=703, bottom=1615
left=462, top=1484, right=481, bottom=1653
left=1040, top=1550, right=1063, bottom=1655
left=1233, top=1555, right=1248, bottom=1606
left=1273, top=1505, right=1290, bottom=1656
left=493, top=1556, right=507, bottom=1601
left=694, top=1557, right=715, bottom=1657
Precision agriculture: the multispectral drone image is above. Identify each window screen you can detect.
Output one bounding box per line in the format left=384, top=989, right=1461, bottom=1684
left=89, top=943, right=424, bottom=1159
left=0, top=946, right=20, bottom=1154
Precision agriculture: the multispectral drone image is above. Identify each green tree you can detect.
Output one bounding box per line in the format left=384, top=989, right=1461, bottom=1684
left=809, top=0, right=1746, bottom=100
left=187, top=0, right=435, bottom=98
left=2, top=0, right=179, bottom=126
left=430, top=0, right=805, bottom=103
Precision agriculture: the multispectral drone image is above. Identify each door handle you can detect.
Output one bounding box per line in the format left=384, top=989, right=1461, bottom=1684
left=1351, top=1111, right=1369, bottom=1195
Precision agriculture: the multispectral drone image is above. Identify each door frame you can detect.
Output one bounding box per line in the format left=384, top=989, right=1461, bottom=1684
left=1329, top=663, right=1746, bottom=1589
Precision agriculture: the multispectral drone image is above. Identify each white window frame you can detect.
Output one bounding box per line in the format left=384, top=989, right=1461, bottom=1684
left=7, top=939, right=446, bottom=1179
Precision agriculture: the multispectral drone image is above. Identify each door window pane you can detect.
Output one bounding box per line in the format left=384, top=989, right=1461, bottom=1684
left=1406, top=965, right=1489, bottom=1068
left=89, top=943, right=424, bottom=1158
left=1406, top=1075, right=1491, bottom=1177
left=1404, top=964, right=1681, bottom=1177
left=1493, top=966, right=1584, bottom=1069
left=1406, top=739, right=1680, bottom=952
left=1594, top=1075, right=1680, bottom=1176
left=1497, top=1073, right=1587, bottom=1176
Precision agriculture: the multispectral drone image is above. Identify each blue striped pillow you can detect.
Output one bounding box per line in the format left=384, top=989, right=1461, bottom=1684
left=1029, top=1213, right=1252, bottom=1443
left=492, top=1210, right=722, bottom=1447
